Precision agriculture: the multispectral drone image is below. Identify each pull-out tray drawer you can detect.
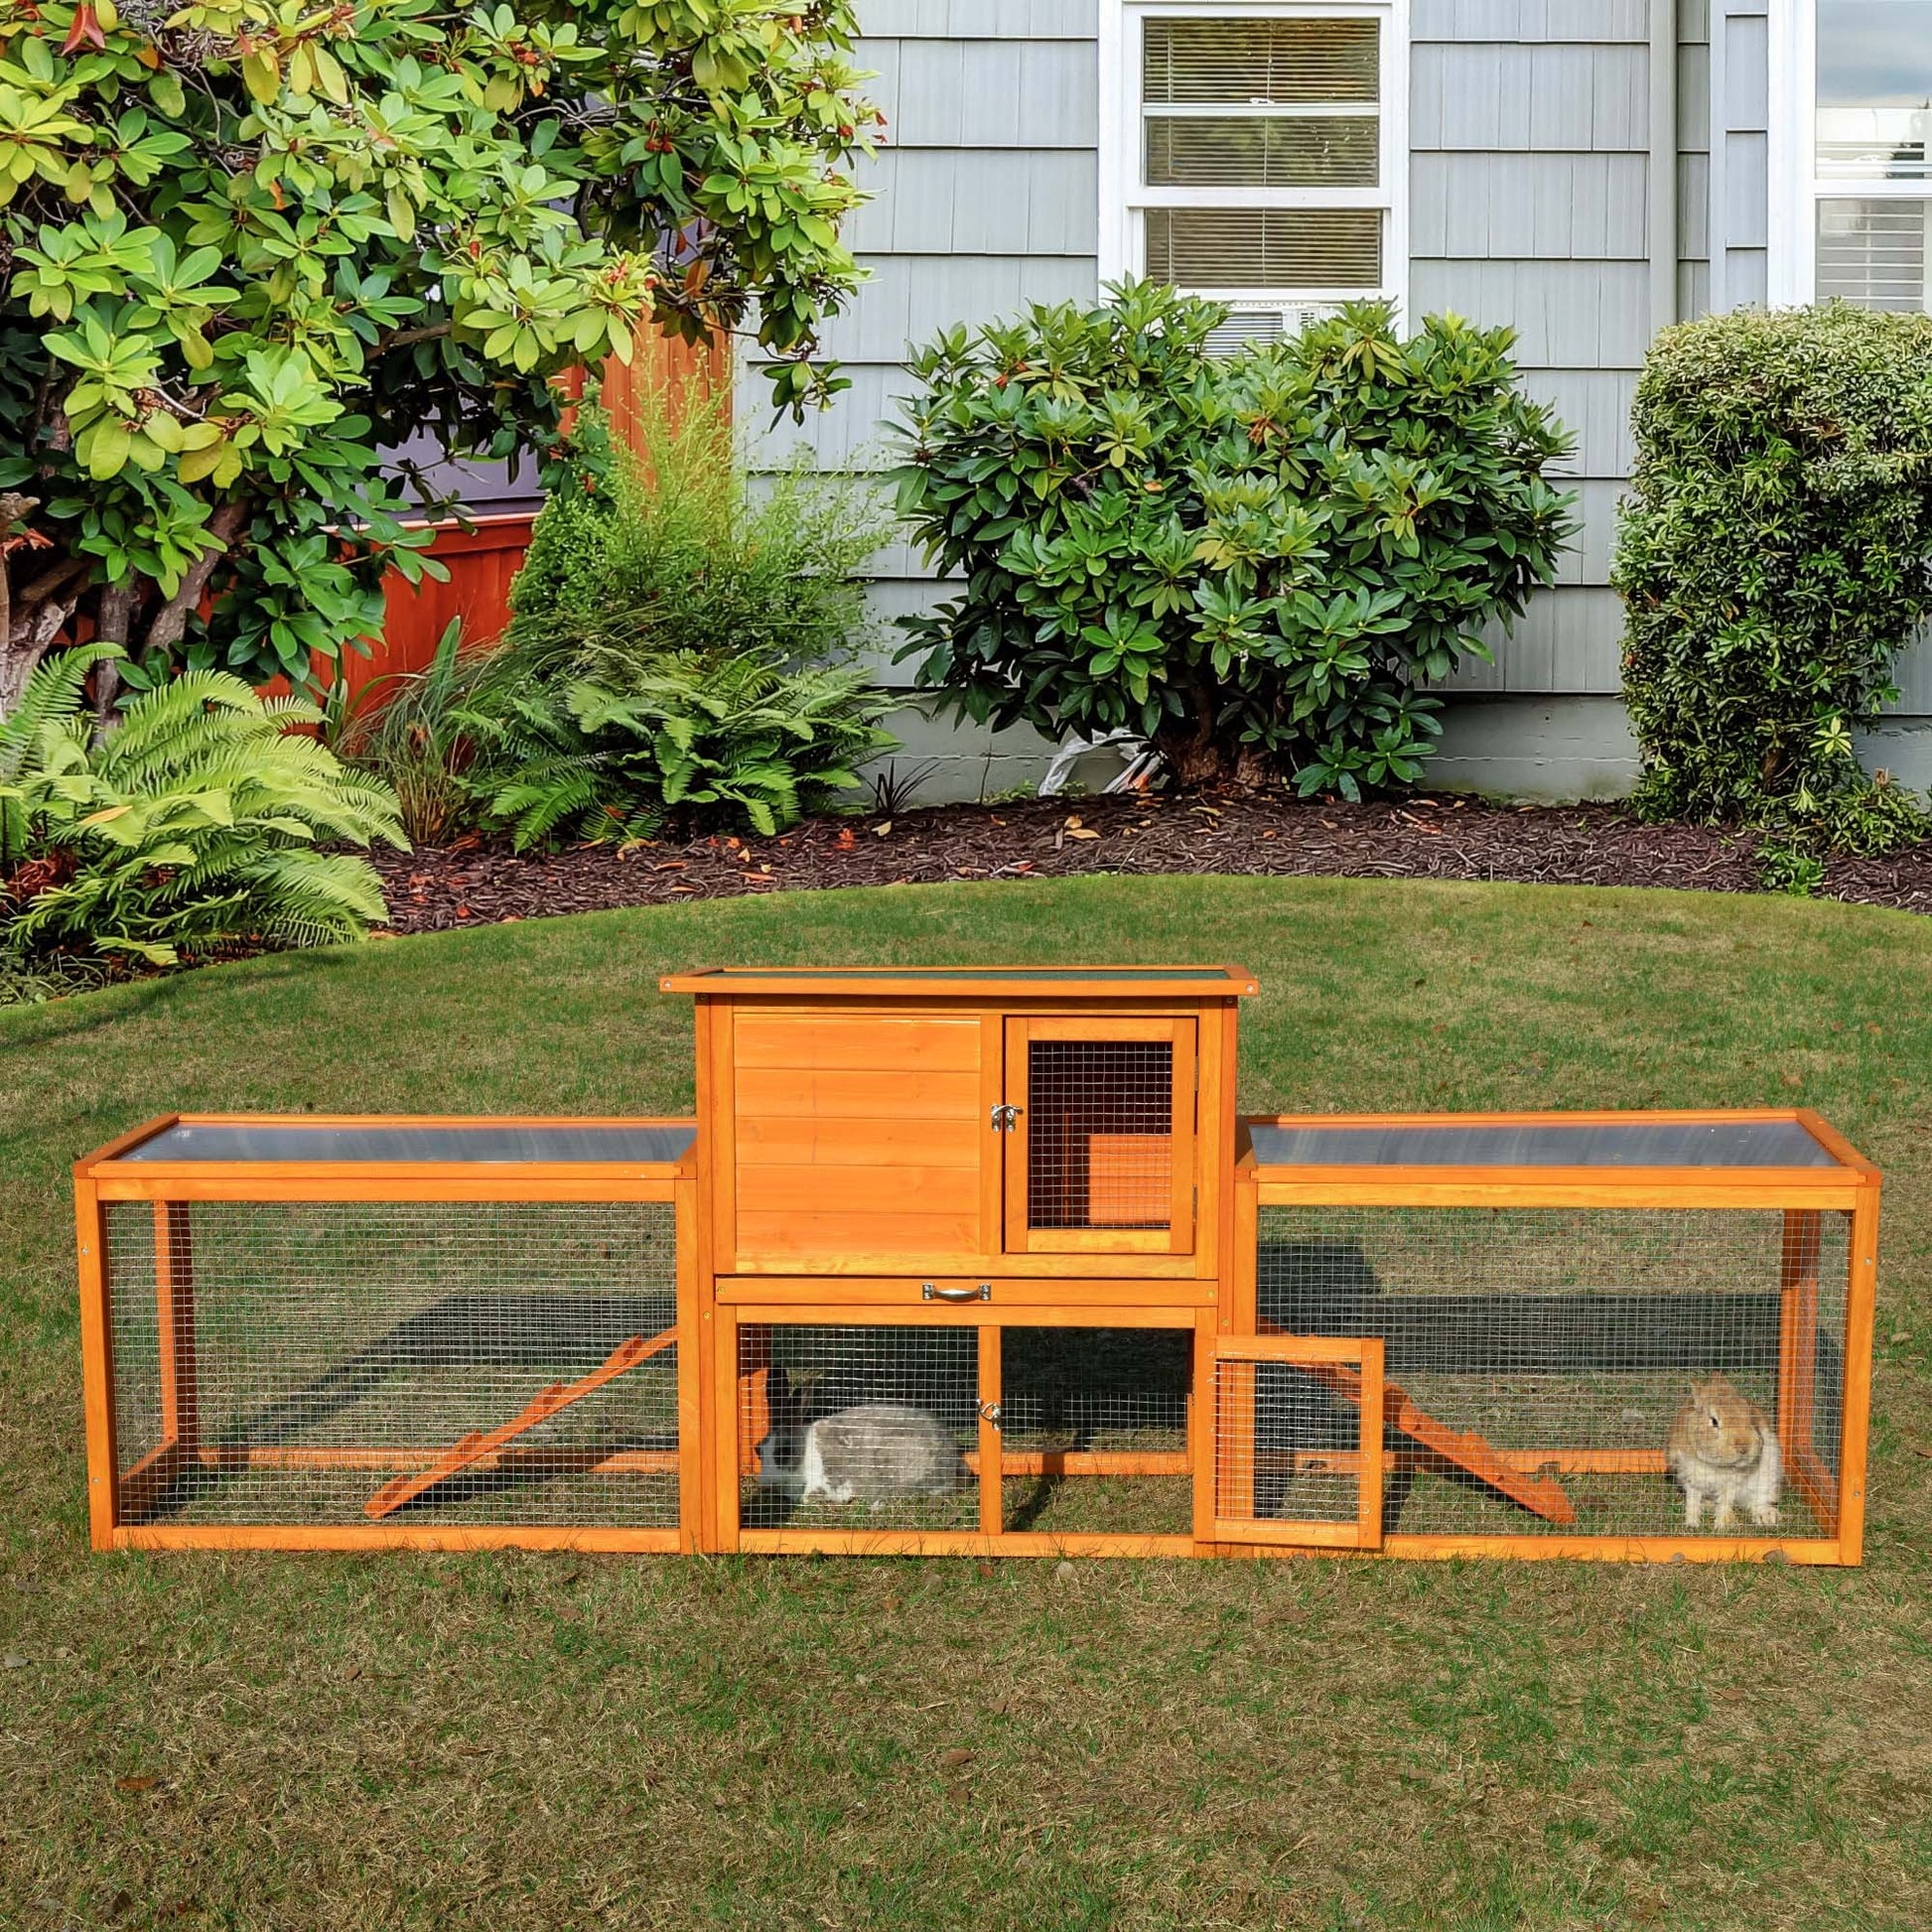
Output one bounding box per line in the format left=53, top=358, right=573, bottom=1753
left=715, top=1274, right=1217, bottom=1310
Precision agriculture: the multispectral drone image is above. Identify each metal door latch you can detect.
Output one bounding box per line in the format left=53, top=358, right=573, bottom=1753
left=978, top=1402, right=1004, bottom=1429
left=990, top=1103, right=1023, bottom=1132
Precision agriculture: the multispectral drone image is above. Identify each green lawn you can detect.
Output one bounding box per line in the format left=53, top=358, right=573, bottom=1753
left=3, top=875, right=1930, bottom=1930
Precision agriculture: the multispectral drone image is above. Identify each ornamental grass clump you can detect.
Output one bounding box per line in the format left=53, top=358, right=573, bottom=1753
left=889, top=281, right=1577, bottom=797
left=1616, top=304, right=1932, bottom=860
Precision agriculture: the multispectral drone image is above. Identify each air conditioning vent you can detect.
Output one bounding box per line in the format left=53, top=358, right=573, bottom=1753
left=1201, top=304, right=1340, bottom=356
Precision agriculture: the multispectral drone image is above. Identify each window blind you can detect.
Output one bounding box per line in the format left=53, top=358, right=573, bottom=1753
left=1144, top=207, right=1383, bottom=291
left=1816, top=198, right=1932, bottom=310
left=1141, top=18, right=1379, bottom=106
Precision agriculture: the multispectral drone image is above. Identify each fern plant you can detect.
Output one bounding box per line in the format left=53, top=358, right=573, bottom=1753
left=1, top=645, right=407, bottom=966
left=460, top=647, right=894, bottom=849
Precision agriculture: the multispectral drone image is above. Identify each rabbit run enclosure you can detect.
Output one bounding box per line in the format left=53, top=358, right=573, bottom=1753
left=73, top=967, right=1879, bottom=1563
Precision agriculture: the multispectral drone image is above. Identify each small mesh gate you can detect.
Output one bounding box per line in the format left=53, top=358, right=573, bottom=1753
left=1256, top=1205, right=1853, bottom=1541
left=1212, top=1338, right=1383, bottom=1547
left=104, top=1199, right=681, bottom=1528
left=1027, top=1040, right=1175, bottom=1230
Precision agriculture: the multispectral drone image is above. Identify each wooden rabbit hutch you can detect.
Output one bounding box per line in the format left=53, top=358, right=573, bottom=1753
left=74, top=966, right=1879, bottom=1564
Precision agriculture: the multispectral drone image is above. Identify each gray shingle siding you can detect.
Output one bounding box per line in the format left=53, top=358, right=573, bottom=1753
left=741, top=1, right=1804, bottom=793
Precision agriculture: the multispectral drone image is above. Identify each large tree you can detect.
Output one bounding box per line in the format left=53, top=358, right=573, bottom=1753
left=0, top=0, right=875, bottom=713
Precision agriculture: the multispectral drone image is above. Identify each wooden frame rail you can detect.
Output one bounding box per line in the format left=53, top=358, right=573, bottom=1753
left=74, top=1115, right=700, bottom=1555
left=1242, top=1108, right=1880, bottom=1567
left=73, top=1086, right=1879, bottom=1567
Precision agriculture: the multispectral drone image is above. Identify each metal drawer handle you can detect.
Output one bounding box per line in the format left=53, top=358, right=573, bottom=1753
left=921, top=1283, right=992, bottom=1303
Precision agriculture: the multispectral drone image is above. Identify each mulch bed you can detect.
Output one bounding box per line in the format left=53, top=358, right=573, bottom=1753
left=368, top=791, right=1932, bottom=932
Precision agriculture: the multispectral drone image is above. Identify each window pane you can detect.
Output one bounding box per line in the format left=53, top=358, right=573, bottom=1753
left=1145, top=114, right=1379, bottom=188
left=1818, top=2, right=1932, bottom=178
left=1145, top=207, right=1383, bottom=290
left=1816, top=197, right=1931, bottom=309
left=1143, top=18, right=1379, bottom=106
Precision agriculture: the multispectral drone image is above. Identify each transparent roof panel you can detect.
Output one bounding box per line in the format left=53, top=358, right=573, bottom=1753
left=1248, top=1120, right=1840, bottom=1170
left=120, top=1123, right=696, bottom=1166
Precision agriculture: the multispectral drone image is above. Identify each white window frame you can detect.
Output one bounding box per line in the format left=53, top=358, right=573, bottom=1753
left=1098, top=0, right=1410, bottom=328
left=1768, top=0, right=1932, bottom=307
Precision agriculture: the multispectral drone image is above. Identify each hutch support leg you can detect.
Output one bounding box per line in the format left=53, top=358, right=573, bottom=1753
left=713, top=1308, right=746, bottom=1552
left=74, top=1179, right=119, bottom=1550
left=675, top=1169, right=705, bottom=1554
left=1836, top=1186, right=1881, bottom=1564
left=976, top=1325, right=1003, bottom=1537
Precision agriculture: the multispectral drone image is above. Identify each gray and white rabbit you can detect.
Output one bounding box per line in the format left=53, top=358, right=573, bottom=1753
left=755, top=1366, right=968, bottom=1507
left=1667, top=1376, right=1782, bottom=1531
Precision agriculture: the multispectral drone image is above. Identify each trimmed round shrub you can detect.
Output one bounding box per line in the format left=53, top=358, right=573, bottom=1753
left=1615, top=304, right=1932, bottom=849
left=889, top=283, right=1577, bottom=795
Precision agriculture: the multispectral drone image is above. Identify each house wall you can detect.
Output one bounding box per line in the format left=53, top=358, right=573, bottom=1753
left=742, top=0, right=1932, bottom=803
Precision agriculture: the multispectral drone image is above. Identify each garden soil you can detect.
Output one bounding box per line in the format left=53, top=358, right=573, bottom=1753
left=369, top=791, right=1932, bottom=933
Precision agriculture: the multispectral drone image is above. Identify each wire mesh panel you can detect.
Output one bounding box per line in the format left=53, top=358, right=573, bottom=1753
left=1212, top=1344, right=1378, bottom=1546
left=1257, top=1206, right=1852, bottom=1540
left=104, top=1199, right=680, bottom=1528
left=1027, top=1039, right=1175, bottom=1230
left=739, top=1325, right=979, bottom=1532
left=999, top=1327, right=1193, bottom=1535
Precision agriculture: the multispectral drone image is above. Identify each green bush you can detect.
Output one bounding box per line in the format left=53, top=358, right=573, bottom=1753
left=1615, top=304, right=1932, bottom=852
left=1, top=645, right=405, bottom=967
left=889, top=283, right=1576, bottom=795
left=461, top=649, right=895, bottom=848
left=449, top=383, right=897, bottom=847
left=506, top=407, right=621, bottom=626
left=512, top=384, right=889, bottom=665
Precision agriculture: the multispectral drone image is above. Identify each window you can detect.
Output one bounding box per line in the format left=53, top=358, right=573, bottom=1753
left=1771, top=1, right=1932, bottom=307
left=1100, top=3, right=1408, bottom=345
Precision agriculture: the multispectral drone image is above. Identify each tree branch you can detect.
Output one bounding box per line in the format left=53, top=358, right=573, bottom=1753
left=372, top=322, right=456, bottom=356
left=139, top=500, right=251, bottom=661
left=92, top=582, right=137, bottom=742
left=0, top=491, right=32, bottom=662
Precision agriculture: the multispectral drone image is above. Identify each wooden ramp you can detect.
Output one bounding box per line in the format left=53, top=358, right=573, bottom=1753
left=1260, top=1329, right=1576, bottom=1526
left=364, top=1328, right=676, bottom=1520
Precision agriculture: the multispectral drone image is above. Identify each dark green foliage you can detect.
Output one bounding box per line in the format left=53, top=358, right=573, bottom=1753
left=508, top=410, right=621, bottom=625
left=0, top=1, right=876, bottom=702
left=424, top=384, right=897, bottom=847
left=459, top=647, right=895, bottom=848
left=1616, top=304, right=1932, bottom=855
left=889, top=282, right=1576, bottom=795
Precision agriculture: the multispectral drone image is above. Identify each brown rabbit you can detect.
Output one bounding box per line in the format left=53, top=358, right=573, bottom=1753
left=1667, top=1377, right=1782, bottom=1531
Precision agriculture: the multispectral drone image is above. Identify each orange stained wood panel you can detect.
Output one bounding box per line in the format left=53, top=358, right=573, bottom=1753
left=734, top=1210, right=986, bottom=1266
left=736, top=1116, right=983, bottom=1167
left=730, top=1008, right=996, bottom=1268
left=1084, top=1134, right=1175, bottom=1226
left=734, top=1012, right=985, bottom=1071
left=733, top=1068, right=983, bottom=1121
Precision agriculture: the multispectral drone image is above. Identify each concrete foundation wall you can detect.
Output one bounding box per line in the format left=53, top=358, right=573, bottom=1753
left=865, top=697, right=1932, bottom=808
